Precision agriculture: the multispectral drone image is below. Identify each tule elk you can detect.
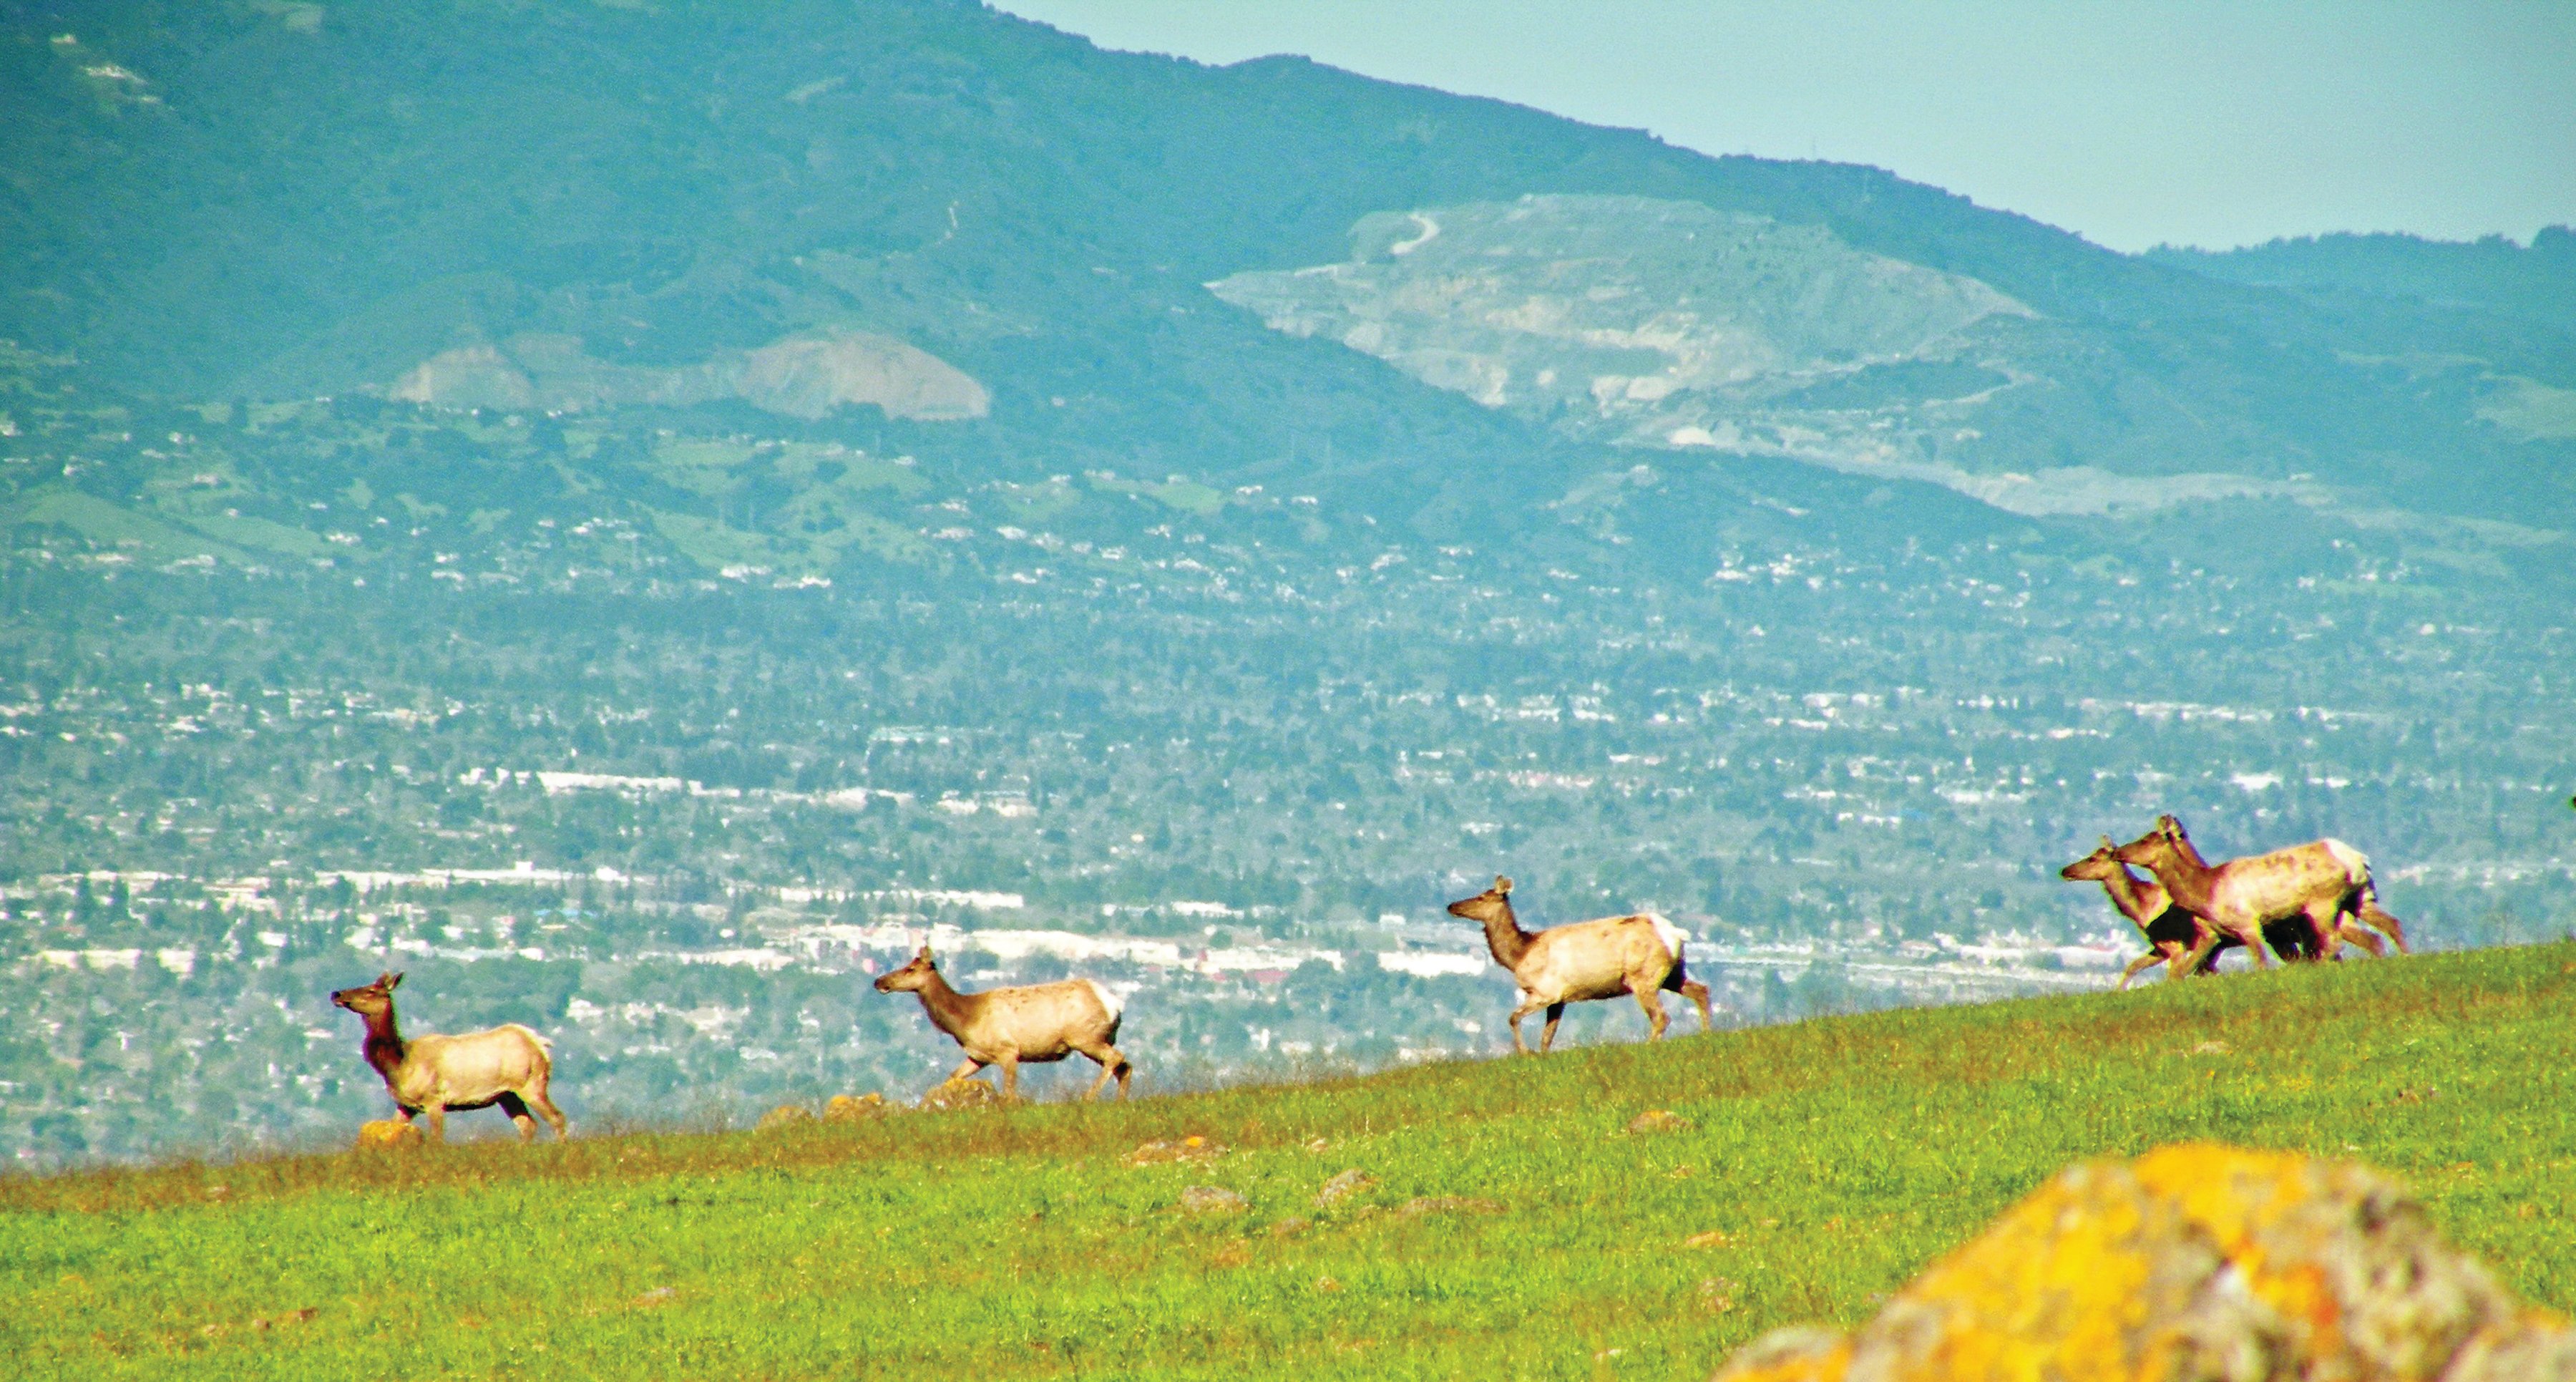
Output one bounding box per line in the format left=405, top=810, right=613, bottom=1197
left=874, top=945, right=1133, bottom=1101
left=2059, top=837, right=2239, bottom=987
left=2114, top=815, right=2408, bottom=975
left=330, top=971, right=568, bottom=1143
left=1445, top=875, right=1712, bottom=1054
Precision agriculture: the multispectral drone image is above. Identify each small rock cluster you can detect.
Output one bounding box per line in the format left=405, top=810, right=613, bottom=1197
left=917, top=1077, right=1000, bottom=1111
left=353, top=1119, right=421, bottom=1150
left=1126, top=1135, right=1227, bottom=1166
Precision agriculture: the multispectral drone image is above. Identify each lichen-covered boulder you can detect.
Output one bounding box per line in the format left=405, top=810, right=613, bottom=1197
left=918, top=1076, right=999, bottom=1111
left=1712, top=1143, right=2576, bottom=1382
left=755, top=1104, right=816, bottom=1132
left=823, top=1093, right=887, bottom=1121
left=353, top=1119, right=420, bottom=1150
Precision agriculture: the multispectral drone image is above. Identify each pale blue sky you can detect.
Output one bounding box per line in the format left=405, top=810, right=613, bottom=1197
left=995, top=1, right=2576, bottom=253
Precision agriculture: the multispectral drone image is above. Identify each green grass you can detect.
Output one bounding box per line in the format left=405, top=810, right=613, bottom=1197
left=6, top=943, right=2575, bottom=1381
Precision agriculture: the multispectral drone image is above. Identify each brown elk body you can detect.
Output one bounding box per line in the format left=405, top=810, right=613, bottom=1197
left=2151, top=817, right=2332, bottom=962
left=2114, top=816, right=2409, bottom=975
left=1445, top=876, right=1712, bottom=1054
left=329, top=972, right=568, bottom=1143
left=874, top=946, right=1133, bottom=1101
left=2059, top=837, right=2239, bottom=987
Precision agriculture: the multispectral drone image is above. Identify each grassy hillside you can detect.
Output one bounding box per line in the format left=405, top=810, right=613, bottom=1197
left=5, top=942, right=2572, bottom=1380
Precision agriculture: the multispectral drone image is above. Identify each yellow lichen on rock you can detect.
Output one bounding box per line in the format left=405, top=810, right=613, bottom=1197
left=353, top=1119, right=420, bottom=1151
left=823, top=1093, right=887, bottom=1122
left=1711, top=1142, right=2576, bottom=1382
left=755, top=1104, right=816, bottom=1132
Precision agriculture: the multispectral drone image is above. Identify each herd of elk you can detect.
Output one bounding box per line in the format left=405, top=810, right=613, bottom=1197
left=328, top=816, right=2414, bottom=1135
left=2061, top=814, right=2409, bottom=980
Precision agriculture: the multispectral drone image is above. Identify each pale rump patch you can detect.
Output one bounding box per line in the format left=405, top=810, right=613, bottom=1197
left=1644, top=913, right=1687, bottom=964
left=1083, top=978, right=1123, bottom=1023
left=2322, top=837, right=2372, bottom=882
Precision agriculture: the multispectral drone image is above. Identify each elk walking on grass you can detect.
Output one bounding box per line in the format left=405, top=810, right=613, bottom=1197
left=2114, top=815, right=2409, bottom=975
left=1445, top=875, right=1712, bottom=1054
left=2059, top=837, right=2239, bottom=987
left=329, top=971, right=568, bottom=1143
left=874, top=945, right=1133, bottom=1101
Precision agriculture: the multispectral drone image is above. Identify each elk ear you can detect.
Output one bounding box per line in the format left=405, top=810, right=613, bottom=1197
left=386, top=971, right=404, bottom=989
left=2100, top=835, right=2116, bottom=849
left=1493, top=875, right=1513, bottom=895
left=916, top=944, right=932, bottom=962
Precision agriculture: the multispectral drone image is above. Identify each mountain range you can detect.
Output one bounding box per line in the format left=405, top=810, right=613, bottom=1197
left=8, top=0, right=2573, bottom=533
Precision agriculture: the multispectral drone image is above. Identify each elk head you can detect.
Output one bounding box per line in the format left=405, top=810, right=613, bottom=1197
left=331, top=970, right=403, bottom=1017
left=1445, top=875, right=1515, bottom=925
left=2058, top=837, right=2124, bottom=882
left=2111, top=826, right=2177, bottom=870
left=874, top=945, right=938, bottom=994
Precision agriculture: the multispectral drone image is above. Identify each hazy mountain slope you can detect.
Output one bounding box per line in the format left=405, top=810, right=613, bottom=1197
left=4, top=0, right=2567, bottom=531
left=2150, top=228, right=2576, bottom=329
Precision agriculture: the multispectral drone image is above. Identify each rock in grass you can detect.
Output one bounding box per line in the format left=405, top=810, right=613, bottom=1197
left=823, top=1093, right=887, bottom=1121
left=1396, top=1195, right=1503, bottom=1217
left=354, top=1119, right=419, bottom=1150
left=1179, top=1185, right=1249, bottom=1215
left=919, top=1077, right=999, bottom=1111
left=1708, top=1142, right=2576, bottom=1382
left=1127, top=1135, right=1226, bottom=1166
left=1314, top=1168, right=1375, bottom=1209
left=756, top=1104, right=815, bottom=1131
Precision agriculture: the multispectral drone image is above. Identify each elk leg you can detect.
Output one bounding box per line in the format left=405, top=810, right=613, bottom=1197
left=995, top=1053, right=1022, bottom=1101
left=1074, top=1040, right=1130, bottom=1101
left=1680, top=979, right=1713, bottom=1032
left=423, top=1104, right=447, bottom=1144
left=2358, top=900, right=2410, bottom=953
left=527, top=1087, right=570, bottom=1141
left=522, top=1064, right=569, bottom=1139
left=2117, top=950, right=2162, bottom=990
left=2319, top=902, right=2351, bottom=960
left=2335, top=919, right=2386, bottom=958
left=1506, top=995, right=1544, bottom=1055
left=936, top=1056, right=986, bottom=1099
left=1539, top=1002, right=1568, bottom=1053
left=1634, top=982, right=1670, bottom=1041
left=497, top=1092, right=537, bottom=1142
left=2175, top=930, right=2228, bottom=978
